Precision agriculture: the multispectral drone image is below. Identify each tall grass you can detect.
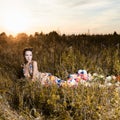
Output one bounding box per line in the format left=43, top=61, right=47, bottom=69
left=0, top=31, right=120, bottom=119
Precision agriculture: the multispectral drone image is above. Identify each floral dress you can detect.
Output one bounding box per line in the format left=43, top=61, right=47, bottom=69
left=23, top=61, right=61, bottom=86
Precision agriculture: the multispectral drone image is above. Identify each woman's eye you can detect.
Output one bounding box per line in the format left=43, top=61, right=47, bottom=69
left=25, top=54, right=32, bottom=57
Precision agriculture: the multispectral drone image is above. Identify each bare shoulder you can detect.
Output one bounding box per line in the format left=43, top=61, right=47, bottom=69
left=32, top=60, right=38, bottom=65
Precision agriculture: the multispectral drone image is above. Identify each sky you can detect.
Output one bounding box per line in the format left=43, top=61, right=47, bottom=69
left=0, top=0, right=120, bottom=35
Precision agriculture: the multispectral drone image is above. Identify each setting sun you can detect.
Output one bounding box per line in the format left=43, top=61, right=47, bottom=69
left=0, top=0, right=120, bottom=35
left=3, top=11, right=29, bottom=34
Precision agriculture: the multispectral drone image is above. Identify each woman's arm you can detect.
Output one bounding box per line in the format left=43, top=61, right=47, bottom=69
left=23, top=64, right=30, bottom=78
left=32, top=61, right=38, bottom=81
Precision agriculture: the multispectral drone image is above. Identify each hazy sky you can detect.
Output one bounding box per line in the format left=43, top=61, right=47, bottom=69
left=0, top=0, right=120, bottom=35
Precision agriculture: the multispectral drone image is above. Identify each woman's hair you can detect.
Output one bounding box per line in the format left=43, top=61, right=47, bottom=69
left=23, top=47, right=33, bottom=56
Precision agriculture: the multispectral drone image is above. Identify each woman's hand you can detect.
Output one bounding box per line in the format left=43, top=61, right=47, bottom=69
left=24, top=73, right=30, bottom=78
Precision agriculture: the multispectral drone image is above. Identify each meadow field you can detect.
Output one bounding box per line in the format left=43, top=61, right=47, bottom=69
left=0, top=31, right=120, bottom=119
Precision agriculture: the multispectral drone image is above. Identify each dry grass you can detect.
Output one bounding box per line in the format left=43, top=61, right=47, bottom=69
left=0, top=32, right=120, bottom=119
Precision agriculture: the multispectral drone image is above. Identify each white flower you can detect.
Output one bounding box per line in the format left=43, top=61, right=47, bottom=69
left=69, top=74, right=77, bottom=79
left=78, top=69, right=87, bottom=75
left=78, top=69, right=82, bottom=74
left=106, top=76, right=112, bottom=81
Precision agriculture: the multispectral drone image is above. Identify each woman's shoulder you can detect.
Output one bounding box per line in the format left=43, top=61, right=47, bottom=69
left=32, top=60, right=38, bottom=65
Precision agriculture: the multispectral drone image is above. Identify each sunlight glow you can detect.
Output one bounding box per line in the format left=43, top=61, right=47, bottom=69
left=0, top=0, right=120, bottom=35
left=3, top=11, right=29, bottom=34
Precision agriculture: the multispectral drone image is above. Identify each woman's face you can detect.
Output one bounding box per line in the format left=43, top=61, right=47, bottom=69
left=24, top=51, right=32, bottom=63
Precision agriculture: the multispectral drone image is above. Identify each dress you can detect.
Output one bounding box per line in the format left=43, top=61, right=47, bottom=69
left=23, top=61, right=61, bottom=86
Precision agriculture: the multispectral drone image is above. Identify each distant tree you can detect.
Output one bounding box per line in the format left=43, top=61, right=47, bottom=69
left=48, top=31, right=59, bottom=38
left=34, top=32, right=39, bottom=37
left=113, top=31, right=118, bottom=35
left=0, top=32, right=7, bottom=36
left=15, top=33, right=29, bottom=49
left=16, top=33, right=28, bottom=41
left=0, top=32, right=8, bottom=44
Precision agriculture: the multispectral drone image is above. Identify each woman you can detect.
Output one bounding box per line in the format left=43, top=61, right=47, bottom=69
left=22, top=47, right=61, bottom=85
left=22, top=47, right=40, bottom=81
